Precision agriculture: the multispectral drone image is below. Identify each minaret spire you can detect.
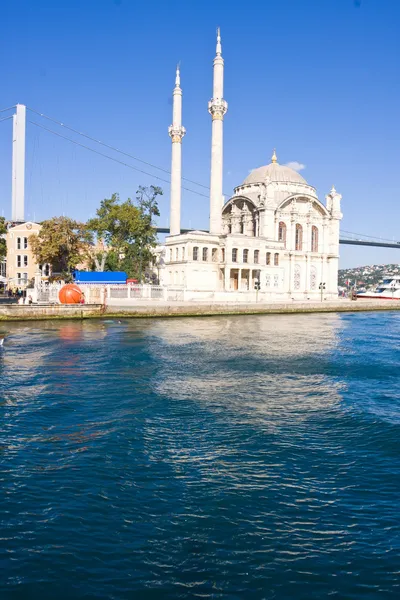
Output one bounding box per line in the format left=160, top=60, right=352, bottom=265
left=208, top=28, right=228, bottom=235
left=168, top=64, right=186, bottom=236
left=216, top=27, right=222, bottom=55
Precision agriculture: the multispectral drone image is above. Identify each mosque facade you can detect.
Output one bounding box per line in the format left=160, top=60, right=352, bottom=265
left=158, top=31, right=343, bottom=301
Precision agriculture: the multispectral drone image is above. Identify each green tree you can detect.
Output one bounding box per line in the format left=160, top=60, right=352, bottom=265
left=30, top=216, right=92, bottom=277
left=87, top=186, right=162, bottom=279
left=0, top=217, right=6, bottom=262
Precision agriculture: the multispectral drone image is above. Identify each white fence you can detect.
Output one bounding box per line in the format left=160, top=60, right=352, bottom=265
left=34, top=283, right=185, bottom=305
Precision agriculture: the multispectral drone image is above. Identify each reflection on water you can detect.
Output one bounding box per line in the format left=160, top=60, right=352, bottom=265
left=0, top=313, right=399, bottom=599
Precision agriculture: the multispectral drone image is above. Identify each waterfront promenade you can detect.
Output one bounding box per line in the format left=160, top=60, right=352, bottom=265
left=0, top=298, right=400, bottom=320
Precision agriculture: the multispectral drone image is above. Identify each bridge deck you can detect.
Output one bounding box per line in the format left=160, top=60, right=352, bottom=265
left=155, top=228, right=400, bottom=249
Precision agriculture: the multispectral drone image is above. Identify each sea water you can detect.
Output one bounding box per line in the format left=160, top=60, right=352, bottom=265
left=0, top=313, right=399, bottom=599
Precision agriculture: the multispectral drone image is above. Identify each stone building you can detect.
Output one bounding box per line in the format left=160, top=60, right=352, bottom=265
left=158, top=30, right=343, bottom=301
left=6, top=221, right=49, bottom=288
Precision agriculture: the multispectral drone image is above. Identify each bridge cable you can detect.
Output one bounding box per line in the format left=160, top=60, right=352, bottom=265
left=26, top=106, right=216, bottom=193
left=28, top=120, right=210, bottom=199
left=0, top=106, right=16, bottom=114
left=0, top=115, right=13, bottom=124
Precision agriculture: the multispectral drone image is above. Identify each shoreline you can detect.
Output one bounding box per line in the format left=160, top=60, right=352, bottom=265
left=1, top=299, right=400, bottom=321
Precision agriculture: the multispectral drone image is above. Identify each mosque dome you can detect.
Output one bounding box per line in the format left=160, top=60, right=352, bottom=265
left=242, top=150, right=307, bottom=186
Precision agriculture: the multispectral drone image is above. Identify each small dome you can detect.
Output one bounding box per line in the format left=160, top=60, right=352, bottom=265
left=243, top=154, right=307, bottom=186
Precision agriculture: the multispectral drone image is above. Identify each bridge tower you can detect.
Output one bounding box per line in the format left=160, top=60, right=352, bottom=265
left=11, top=103, right=26, bottom=223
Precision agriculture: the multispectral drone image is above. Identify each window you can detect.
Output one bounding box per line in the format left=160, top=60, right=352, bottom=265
left=23, top=237, right=28, bottom=249
left=295, top=224, right=303, bottom=251
left=17, top=273, right=22, bottom=282
left=228, top=223, right=232, bottom=234
left=311, top=226, right=319, bottom=252
left=193, top=246, right=199, bottom=261
left=23, top=273, right=28, bottom=283
left=17, top=237, right=21, bottom=250
left=222, top=248, right=225, bottom=262
left=17, top=255, right=21, bottom=267
left=266, top=252, right=271, bottom=265
left=202, top=247, right=208, bottom=261
left=310, top=265, right=317, bottom=290
left=243, top=249, right=249, bottom=263
left=176, top=248, right=179, bottom=261
left=23, top=255, right=28, bottom=267
left=254, top=250, right=259, bottom=264
left=169, top=248, right=173, bottom=261
left=274, top=274, right=279, bottom=287
left=274, top=253, right=279, bottom=266
left=182, top=247, right=185, bottom=260
left=240, top=221, right=244, bottom=234
left=278, top=222, right=287, bottom=247
left=266, top=274, right=271, bottom=287
left=232, top=248, right=238, bottom=262
left=212, top=248, right=218, bottom=262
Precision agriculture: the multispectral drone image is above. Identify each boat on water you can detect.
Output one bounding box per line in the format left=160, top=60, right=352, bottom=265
left=357, top=275, right=400, bottom=300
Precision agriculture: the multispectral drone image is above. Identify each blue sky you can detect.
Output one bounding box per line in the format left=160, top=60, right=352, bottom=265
left=1, top=0, right=399, bottom=268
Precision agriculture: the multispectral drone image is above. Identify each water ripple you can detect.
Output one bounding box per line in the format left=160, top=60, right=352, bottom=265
left=0, top=313, right=399, bottom=598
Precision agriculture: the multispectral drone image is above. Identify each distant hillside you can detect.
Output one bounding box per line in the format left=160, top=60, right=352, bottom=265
left=338, top=264, right=400, bottom=289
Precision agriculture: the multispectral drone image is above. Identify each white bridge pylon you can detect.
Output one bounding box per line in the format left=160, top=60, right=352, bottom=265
left=11, top=103, right=26, bottom=223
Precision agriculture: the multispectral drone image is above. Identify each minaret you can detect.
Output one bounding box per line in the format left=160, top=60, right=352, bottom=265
left=208, top=28, right=228, bottom=235
left=168, top=65, right=186, bottom=236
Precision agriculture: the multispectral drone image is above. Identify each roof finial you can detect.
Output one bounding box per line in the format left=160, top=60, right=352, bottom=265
left=271, top=148, right=278, bottom=164
left=331, top=184, right=336, bottom=194
left=216, top=27, right=222, bottom=56
left=175, top=63, right=181, bottom=87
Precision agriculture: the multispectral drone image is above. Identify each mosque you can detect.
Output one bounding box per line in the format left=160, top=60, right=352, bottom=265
left=158, top=30, right=343, bottom=301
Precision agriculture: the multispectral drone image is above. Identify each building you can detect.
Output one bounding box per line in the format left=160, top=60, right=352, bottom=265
left=6, top=221, right=48, bottom=288
left=159, top=30, right=343, bottom=301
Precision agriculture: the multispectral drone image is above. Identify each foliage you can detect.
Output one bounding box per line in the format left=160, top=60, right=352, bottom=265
left=87, top=186, right=162, bottom=279
left=30, top=216, right=92, bottom=276
left=0, top=216, right=6, bottom=262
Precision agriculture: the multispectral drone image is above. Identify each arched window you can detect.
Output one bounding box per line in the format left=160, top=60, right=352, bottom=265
left=176, top=247, right=179, bottom=261
left=202, top=247, right=208, bottom=261
left=182, top=247, right=185, bottom=260
left=243, top=249, right=249, bottom=263
left=254, top=250, right=259, bottom=264
left=169, top=248, right=173, bottom=261
left=232, top=248, right=238, bottom=262
left=222, top=248, right=225, bottom=262
left=193, top=246, right=199, bottom=261
left=295, top=224, right=303, bottom=251
left=266, top=252, right=271, bottom=265
left=278, top=222, right=287, bottom=247
left=274, top=253, right=279, bottom=266
left=311, top=226, right=319, bottom=252
left=212, top=248, right=218, bottom=262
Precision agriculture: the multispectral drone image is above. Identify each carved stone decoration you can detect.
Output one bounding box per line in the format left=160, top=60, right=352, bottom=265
left=168, top=125, right=186, bottom=143
left=310, top=265, right=317, bottom=290
left=208, top=98, right=228, bottom=121
left=294, top=264, right=301, bottom=290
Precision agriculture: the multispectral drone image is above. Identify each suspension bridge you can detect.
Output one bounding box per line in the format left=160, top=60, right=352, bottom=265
left=1, top=103, right=399, bottom=251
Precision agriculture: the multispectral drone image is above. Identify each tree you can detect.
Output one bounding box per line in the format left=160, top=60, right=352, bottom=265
left=87, top=186, right=162, bottom=279
left=0, top=217, right=6, bottom=262
left=30, top=216, right=92, bottom=277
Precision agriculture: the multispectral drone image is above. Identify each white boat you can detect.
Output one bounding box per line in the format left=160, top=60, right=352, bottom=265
left=357, top=275, right=400, bottom=300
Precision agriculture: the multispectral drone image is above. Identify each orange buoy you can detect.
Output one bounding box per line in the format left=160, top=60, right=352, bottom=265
left=59, top=283, right=83, bottom=305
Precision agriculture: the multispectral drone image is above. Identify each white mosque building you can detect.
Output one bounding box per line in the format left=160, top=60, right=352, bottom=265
left=158, top=30, right=343, bottom=301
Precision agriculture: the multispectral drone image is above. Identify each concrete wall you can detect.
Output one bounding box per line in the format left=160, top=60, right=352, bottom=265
left=0, top=303, right=103, bottom=320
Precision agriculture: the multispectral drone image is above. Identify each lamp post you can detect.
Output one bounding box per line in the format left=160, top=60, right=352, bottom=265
left=319, top=282, right=326, bottom=302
